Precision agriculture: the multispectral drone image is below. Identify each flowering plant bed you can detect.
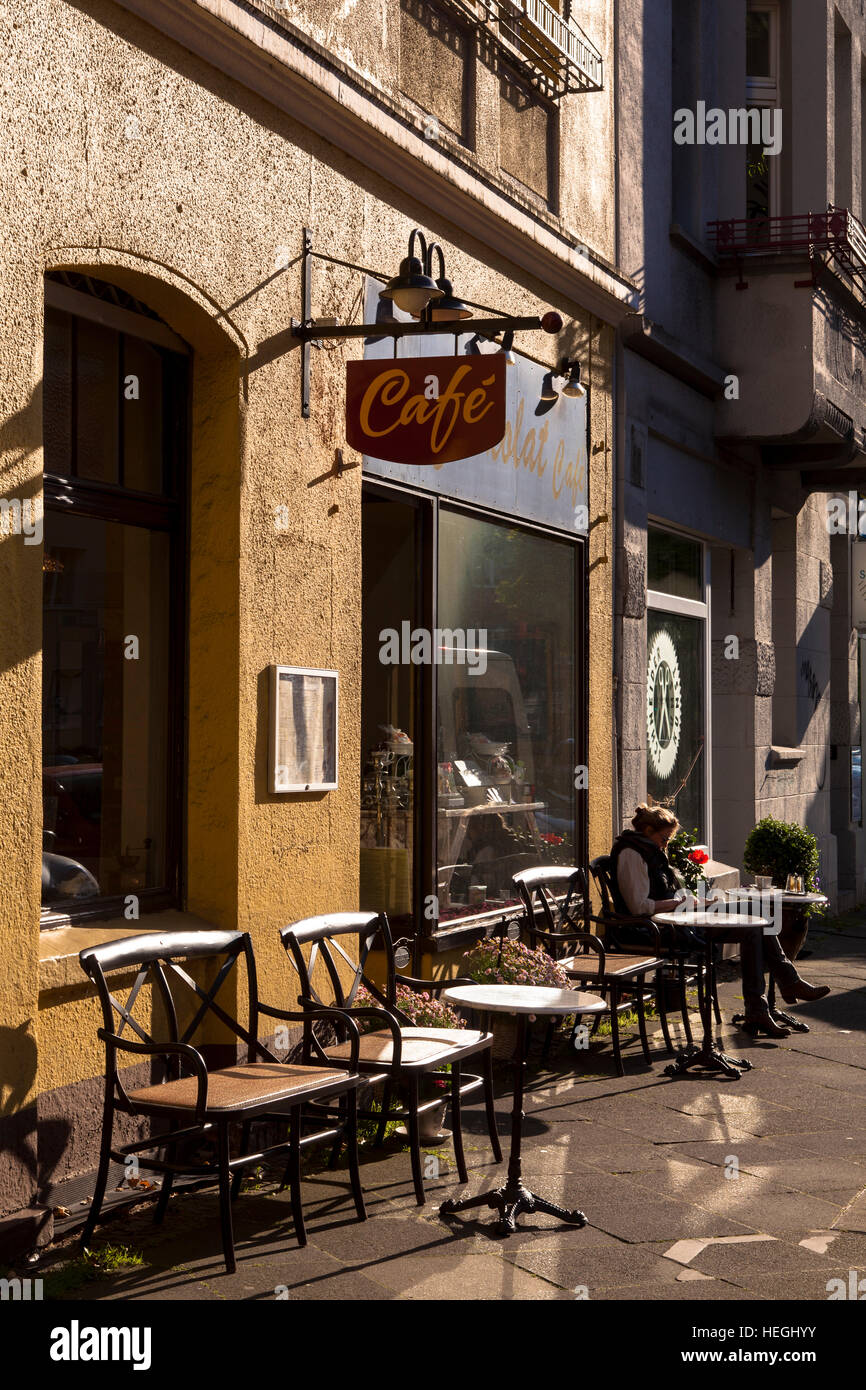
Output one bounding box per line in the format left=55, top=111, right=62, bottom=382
left=353, top=982, right=466, bottom=1030
left=458, top=937, right=570, bottom=989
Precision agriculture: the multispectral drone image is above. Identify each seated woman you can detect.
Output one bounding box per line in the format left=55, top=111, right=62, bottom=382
left=610, top=804, right=829, bottom=1038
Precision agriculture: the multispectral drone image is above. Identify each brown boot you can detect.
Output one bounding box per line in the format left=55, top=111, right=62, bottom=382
left=742, top=1002, right=790, bottom=1038
left=778, top=978, right=831, bottom=1005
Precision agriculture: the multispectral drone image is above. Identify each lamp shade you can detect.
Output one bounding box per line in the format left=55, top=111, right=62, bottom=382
left=427, top=278, right=472, bottom=321
left=562, top=363, right=586, bottom=398
left=380, top=256, right=443, bottom=317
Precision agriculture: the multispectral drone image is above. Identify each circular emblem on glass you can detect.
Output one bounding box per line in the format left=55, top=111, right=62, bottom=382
left=647, top=630, right=682, bottom=780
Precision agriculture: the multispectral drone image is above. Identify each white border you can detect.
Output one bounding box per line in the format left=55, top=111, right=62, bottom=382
left=269, top=665, right=339, bottom=793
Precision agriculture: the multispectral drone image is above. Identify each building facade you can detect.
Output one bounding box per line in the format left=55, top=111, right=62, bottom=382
left=616, top=0, right=866, bottom=905
left=0, top=0, right=632, bottom=1246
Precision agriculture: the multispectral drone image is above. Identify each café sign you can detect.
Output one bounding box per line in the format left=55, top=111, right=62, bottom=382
left=346, top=356, right=506, bottom=464
left=357, top=282, right=587, bottom=536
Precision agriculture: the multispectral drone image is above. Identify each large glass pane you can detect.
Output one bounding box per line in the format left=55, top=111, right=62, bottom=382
left=648, top=527, right=703, bottom=601
left=746, top=142, right=772, bottom=226
left=122, top=336, right=164, bottom=493
left=746, top=10, right=772, bottom=78
left=76, top=319, right=120, bottom=484
left=43, top=308, right=73, bottom=475
left=359, top=494, right=419, bottom=932
left=646, top=610, right=705, bottom=839
left=436, top=509, right=577, bottom=923
left=41, top=514, right=171, bottom=905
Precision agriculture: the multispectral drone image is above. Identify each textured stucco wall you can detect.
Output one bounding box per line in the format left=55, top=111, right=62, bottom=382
left=0, top=0, right=615, bottom=1210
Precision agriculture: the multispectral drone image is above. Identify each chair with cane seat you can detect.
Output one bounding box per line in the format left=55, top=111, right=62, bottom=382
left=588, top=856, right=718, bottom=1044
left=79, top=929, right=365, bottom=1274
left=513, top=865, right=667, bottom=1073
left=279, top=911, right=502, bottom=1206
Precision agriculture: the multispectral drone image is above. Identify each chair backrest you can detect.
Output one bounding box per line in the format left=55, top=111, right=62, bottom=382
left=588, top=856, right=618, bottom=917
left=512, top=865, right=587, bottom=951
left=279, top=911, right=395, bottom=1012
left=79, top=930, right=269, bottom=1103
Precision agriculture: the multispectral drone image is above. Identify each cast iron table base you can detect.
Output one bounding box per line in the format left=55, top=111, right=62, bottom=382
left=663, top=1037, right=752, bottom=1079
left=439, top=1007, right=591, bottom=1236
left=654, top=913, right=774, bottom=1081
left=440, top=1181, right=586, bottom=1236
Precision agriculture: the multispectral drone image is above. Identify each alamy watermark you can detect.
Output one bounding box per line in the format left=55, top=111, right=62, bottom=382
left=674, top=103, right=782, bottom=156
left=0, top=497, right=42, bottom=546
left=826, top=490, right=866, bottom=534
left=379, top=623, right=488, bottom=675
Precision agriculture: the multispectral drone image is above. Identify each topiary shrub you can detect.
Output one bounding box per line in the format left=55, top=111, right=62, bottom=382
left=743, top=816, right=819, bottom=890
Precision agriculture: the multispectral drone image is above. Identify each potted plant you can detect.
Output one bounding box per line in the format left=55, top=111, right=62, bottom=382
left=743, top=816, right=825, bottom=955
left=458, top=937, right=569, bottom=1057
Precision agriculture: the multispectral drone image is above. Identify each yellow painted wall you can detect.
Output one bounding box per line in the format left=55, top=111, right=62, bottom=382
left=0, top=0, right=616, bottom=1204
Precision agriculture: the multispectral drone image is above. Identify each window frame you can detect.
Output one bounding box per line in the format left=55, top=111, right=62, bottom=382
left=646, top=523, right=712, bottom=853
left=40, top=279, right=190, bottom=928
left=362, top=476, right=588, bottom=951
left=746, top=0, right=782, bottom=219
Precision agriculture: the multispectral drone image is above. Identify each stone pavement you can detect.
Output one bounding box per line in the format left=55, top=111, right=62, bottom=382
left=34, top=917, right=866, bottom=1302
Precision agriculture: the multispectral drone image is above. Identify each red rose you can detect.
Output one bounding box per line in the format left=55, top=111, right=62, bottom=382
left=688, top=850, right=709, bottom=864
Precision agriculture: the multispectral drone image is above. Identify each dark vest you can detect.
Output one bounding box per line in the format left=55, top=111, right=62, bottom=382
left=609, top=830, right=680, bottom=915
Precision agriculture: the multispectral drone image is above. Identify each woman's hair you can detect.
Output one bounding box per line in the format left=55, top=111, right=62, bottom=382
left=631, top=803, right=679, bottom=836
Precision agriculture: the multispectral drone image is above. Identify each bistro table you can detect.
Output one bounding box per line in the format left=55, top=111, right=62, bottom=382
left=721, top=890, right=829, bottom=1033
left=438, top=983, right=606, bottom=1235
left=653, top=911, right=780, bottom=1079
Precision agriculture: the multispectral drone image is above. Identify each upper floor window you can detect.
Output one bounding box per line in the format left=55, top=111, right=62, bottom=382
left=746, top=1, right=781, bottom=221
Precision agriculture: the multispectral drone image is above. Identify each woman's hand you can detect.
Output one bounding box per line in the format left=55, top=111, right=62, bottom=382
left=653, top=897, right=684, bottom=912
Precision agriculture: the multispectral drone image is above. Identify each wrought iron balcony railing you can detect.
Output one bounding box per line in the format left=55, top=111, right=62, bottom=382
left=707, top=206, right=866, bottom=287
left=441, top=0, right=603, bottom=97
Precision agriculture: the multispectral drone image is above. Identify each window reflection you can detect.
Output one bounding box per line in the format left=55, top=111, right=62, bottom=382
left=437, top=509, right=577, bottom=922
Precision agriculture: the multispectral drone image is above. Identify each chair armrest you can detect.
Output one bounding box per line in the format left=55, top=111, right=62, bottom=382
left=258, top=1003, right=362, bottom=1071
left=97, top=1032, right=209, bottom=1124
left=298, top=1000, right=403, bottom=1069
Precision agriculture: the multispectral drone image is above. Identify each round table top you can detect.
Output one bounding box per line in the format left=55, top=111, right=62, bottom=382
left=654, top=911, right=780, bottom=935
left=442, top=983, right=607, bottom=1016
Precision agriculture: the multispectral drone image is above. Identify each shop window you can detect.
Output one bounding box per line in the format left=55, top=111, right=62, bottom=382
left=361, top=487, right=583, bottom=938
left=41, top=275, right=188, bottom=921
left=646, top=527, right=709, bottom=843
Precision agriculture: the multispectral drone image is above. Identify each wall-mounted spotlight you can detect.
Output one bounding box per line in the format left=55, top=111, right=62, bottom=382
left=561, top=360, right=586, bottom=398
left=499, top=329, right=516, bottom=365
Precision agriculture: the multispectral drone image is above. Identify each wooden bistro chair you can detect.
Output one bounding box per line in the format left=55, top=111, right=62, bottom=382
left=79, top=929, right=366, bottom=1275
left=513, top=866, right=667, bottom=1075
left=588, top=856, right=719, bottom=1046
left=279, top=911, right=503, bottom=1206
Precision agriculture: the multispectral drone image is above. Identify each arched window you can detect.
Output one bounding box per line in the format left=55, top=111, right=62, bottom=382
left=41, top=272, right=189, bottom=922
